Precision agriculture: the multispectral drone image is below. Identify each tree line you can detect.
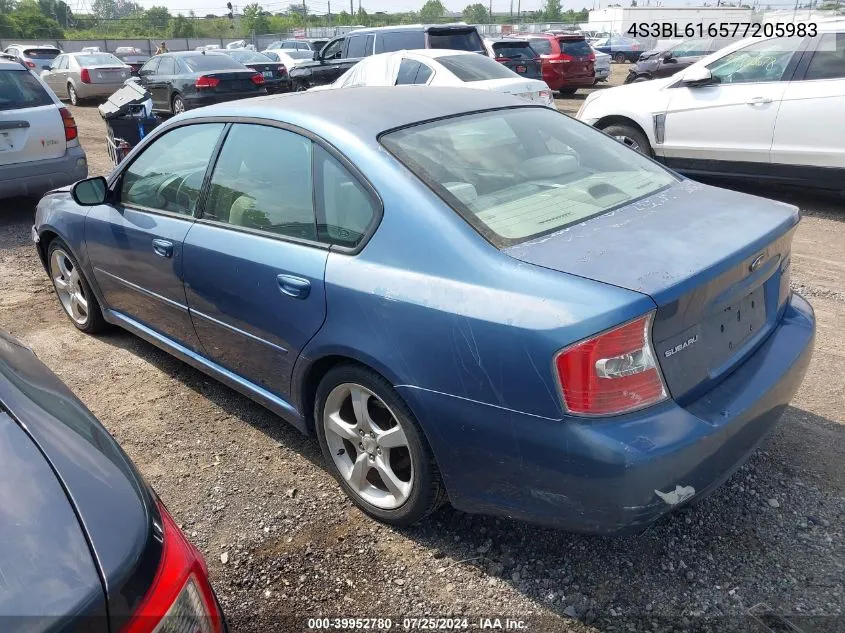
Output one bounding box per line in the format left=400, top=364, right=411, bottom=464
left=0, top=0, right=588, bottom=40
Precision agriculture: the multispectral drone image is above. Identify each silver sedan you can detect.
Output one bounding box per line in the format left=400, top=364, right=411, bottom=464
left=41, top=52, right=131, bottom=105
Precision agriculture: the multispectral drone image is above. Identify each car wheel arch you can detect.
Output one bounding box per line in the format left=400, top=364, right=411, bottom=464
left=37, top=227, right=110, bottom=314
left=595, top=115, right=652, bottom=144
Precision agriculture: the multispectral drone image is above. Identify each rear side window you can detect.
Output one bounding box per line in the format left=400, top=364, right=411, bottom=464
left=436, top=54, right=517, bottom=82
left=346, top=34, right=370, bottom=58
left=491, top=42, right=536, bottom=59
left=0, top=70, right=53, bottom=111
left=428, top=28, right=484, bottom=52
left=375, top=31, right=425, bottom=53
left=560, top=39, right=592, bottom=57
left=23, top=48, right=60, bottom=60
left=183, top=54, right=244, bottom=71
left=804, top=33, right=845, bottom=80
left=395, top=59, right=433, bottom=85
left=527, top=38, right=553, bottom=55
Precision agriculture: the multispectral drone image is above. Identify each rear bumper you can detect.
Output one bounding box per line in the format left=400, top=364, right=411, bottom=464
left=0, top=146, right=88, bottom=200
left=265, top=78, right=291, bottom=93
left=76, top=82, right=126, bottom=100
left=183, top=91, right=265, bottom=110
left=399, top=292, right=815, bottom=534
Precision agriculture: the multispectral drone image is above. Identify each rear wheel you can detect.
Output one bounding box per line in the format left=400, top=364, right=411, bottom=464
left=67, top=83, right=78, bottom=106
left=633, top=76, right=648, bottom=83
left=47, top=239, right=106, bottom=334
left=172, top=93, right=185, bottom=115
left=614, top=52, right=627, bottom=64
left=557, top=86, right=578, bottom=96
left=601, top=123, right=652, bottom=156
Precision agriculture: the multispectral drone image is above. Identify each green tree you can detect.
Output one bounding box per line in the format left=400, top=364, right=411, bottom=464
left=143, top=5, right=171, bottom=33
left=91, top=0, right=117, bottom=19
left=0, top=13, right=20, bottom=37
left=542, top=0, right=561, bottom=21
left=0, top=0, right=19, bottom=12
left=355, top=5, right=368, bottom=24
left=243, top=3, right=270, bottom=33
left=462, top=2, right=488, bottom=22
left=10, top=0, right=63, bottom=36
left=419, top=0, right=446, bottom=21
left=170, top=14, right=195, bottom=36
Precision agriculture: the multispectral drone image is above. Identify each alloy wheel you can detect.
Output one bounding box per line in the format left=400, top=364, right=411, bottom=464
left=322, top=383, right=414, bottom=510
left=50, top=248, right=89, bottom=325
left=68, top=84, right=77, bottom=105
left=173, top=96, right=185, bottom=114
left=614, top=135, right=641, bottom=152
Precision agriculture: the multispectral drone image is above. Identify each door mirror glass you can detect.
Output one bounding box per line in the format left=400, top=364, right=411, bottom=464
left=680, top=66, right=714, bottom=87
left=312, top=51, right=319, bottom=61
left=662, top=51, right=675, bottom=62
left=72, top=177, right=108, bottom=206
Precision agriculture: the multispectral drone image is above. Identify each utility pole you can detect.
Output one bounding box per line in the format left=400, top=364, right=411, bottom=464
left=303, top=0, right=307, bottom=28
left=516, top=0, right=520, bottom=20
left=350, top=0, right=354, bottom=17
left=509, top=0, right=513, bottom=18
left=328, top=0, right=331, bottom=25
left=488, top=0, right=492, bottom=21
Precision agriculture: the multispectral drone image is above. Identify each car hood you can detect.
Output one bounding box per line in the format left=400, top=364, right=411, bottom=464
left=579, top=74, right=675, bottom=116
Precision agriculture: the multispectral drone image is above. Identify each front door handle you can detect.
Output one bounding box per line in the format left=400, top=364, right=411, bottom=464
left=152, top=238, right=173, bottom=258
left=277, top=274, right=310, bottom=299
left=747, top=96, right=772, bottom=105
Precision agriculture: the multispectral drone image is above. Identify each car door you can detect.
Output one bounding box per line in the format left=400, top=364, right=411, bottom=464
left=182, top=122, right=331, bottom=398
left=770, top=32, right=845, bottom=174
left=316, top=36, right=354, bottom=85
left=43, top=54, right=63, bottom=92
left=136, top=57, right=161, bottom=107
left=660, top=38, right=803, bottom=165
left=150, top=56, right=176, bottom=105
left=84, top=122, right=226, bottom=351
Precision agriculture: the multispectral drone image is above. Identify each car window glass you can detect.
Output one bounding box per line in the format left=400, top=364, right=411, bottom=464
left=157, top=57, right=176, bottom=74
left=560, top=39, right=592, bottom=56
left=804, top=33, right=845, bottom=80
left=316, top=145, right=376, bottom=248
left=120, top=123, right=224, bottom=215
left=673, top=38, right=709, bottom=57
left=375, top=31, right=425, bottom=54
left=76, top=53, right=122, bottom=65
left=528, top=38, right=552, bottom=55
left=707, top=38, right=797, bottom=84
left=395, top=58, right=422, bottom=85
left=140, top=57, right=160, bottom=74
left=492, top=42, right=535, bottom=59
left=321, top=38, right=344, bottom=59
left=436, top=53, right=516, bottom=82
left=205, top=124, right=316, bottom=241
left=428, top=28, right=484, bottom=52
left=346, top=35, right=368, bottom=58
left=0, top=69, right=54, bottom=110
left=56, top=55, right=68, bottom=69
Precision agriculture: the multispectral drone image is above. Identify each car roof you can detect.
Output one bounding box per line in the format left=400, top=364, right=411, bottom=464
left=347, top=23, right=477, bottom=34
left=166, top=50, right=229, bottom=57
left=485, top=37, right=530, bottom=43
left=400, top=48, right=480, bottom=60
left=0, top=59, right=25, bottom=70
left=181, top=87, right=531, bottom=141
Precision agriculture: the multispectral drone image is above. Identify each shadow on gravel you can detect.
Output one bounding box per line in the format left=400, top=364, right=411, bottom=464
left=693, top=180, right=845, bottom=221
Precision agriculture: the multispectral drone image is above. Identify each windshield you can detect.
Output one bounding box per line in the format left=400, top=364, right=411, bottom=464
left=229, top=50, right=273, bottom=63
left=0, top=69, right=53, bottom=111
left=183, top=54, right=245, bottom=71
left=436, top=54, right=518, bottom=82
left=428, top=28, right=484, bottom=53
left=380, top=108, right=677, bottom=247
left=76, top=53, right=123, bottom=66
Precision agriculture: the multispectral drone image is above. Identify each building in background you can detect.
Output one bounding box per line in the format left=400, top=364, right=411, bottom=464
left=586, top=7, right=755, bottom=36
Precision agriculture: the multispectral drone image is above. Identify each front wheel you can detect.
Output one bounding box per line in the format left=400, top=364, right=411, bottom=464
left=600, top=123, right=652, bottom=156
left=315, top=364, right=445, bottom=525
left=614, top=52, right=627, bottom=64
left=47, top=239, right=106, bottom=334
left=293, top=79, right=309, bottom=92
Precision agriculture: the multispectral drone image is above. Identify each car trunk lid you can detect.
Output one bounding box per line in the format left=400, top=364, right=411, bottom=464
left=503, top=181, right=798, bottom=403
left=84, top=64, right=130, bottom=84
left=195, top=69, right=262, bottom=92
left=473, top=77, right=550, bottom=103
left=244, top=62, right=286, bottom=80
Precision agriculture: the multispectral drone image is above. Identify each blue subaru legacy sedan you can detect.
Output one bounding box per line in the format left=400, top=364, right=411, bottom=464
left=32, top=88, right=814, bottom=534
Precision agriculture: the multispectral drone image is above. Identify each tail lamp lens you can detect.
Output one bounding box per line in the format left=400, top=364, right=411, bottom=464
left=59, top=107, right=78, bottom=142
left=122, top=500, right=222, bottom=633
left=195, top=76, right=220, bottom=88
left=25, top=60, right=36, bottom=68
left=555, top=312, right=667, bottom=416
left=80, top=68, right=91, bottom=83
left=251, top=73, right=265, bottom=86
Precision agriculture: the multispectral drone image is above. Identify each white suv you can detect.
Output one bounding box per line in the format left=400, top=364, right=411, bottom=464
left=0, top=59, right=87, bottom=199
left=577, top=22, right=845, bottom=192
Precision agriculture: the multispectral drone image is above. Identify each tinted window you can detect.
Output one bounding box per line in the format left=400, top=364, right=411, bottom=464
left=76, top=53, right=122, bottom=65
left=140, top=57, right=160, bottom=74
left=436, top=54, right=517, bottom=82
left=381, top=108, right=676, bottom=247
left=229, top=50, right=274, bottom=63
left=395, top=58, right=433, bottom=85
left=321, top=38, right=344, bottom=59
left=428, top=28, right=484, bottom=52
left=23, top=48, right=60, bottom=60
left=375, top=30, right=425, bottom=54
left=0, top=69, right=53, bottom=111
left=182, top=54, right=245, bottom=71
left=491, top=42, right=536, bottom=59
left=804, top=33, right=845, bottom=80
left=707, top=38, right=797, bottom=84
left=560, top=39, right=592, bottom=56
left=527, top=38, right=553, bottom=55
left=346, top=34, right=369, bottom=58
left=265, top=51, right=280, bottom=61
left=157, top=57, right=176, bottom=74
left=121, top=124, right=224, bottom=215
left=205, top=124, right=316, bottom=241
left=316, top=146, right=376, bottom=247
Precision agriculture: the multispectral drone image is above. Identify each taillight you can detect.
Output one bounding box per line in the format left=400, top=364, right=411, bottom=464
left=59, top=107, right=78, bottom=142
left=277, top=64, right=287, bottom=76
left=250, top=73, right=265, bottom=86
left=495, top=57, right=512, bottom=63
left=25, top=60, right=36, bottom=68
left=80, top=68, right=91, bottom=83
left=588, top=53, right=596, bottom=61
left=122, top=500, right=222, bottom=633
left=549, top=54, right=573, bottom=64
left=554, top=312, right=667, bottom=416
left=195, top=76, right=220, bottom=88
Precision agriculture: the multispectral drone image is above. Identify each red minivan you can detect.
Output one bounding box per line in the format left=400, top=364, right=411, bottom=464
left=516, top=33, right=595, bottom=95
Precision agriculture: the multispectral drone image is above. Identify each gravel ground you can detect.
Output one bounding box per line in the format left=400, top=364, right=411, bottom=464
left=1, top=64, right=843, bottom=633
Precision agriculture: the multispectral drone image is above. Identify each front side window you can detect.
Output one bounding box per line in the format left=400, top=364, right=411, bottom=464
left=157, top=57, right=176, bottom=74
left=315, top=146, right=377, bottom=248
left=803, top=33, right=845, bottom=80
left=140, top=57, right=160, bottom=74
left=321, top=38, right=344, bottom=59
left=204, top=124, right=316, bottom=241
left=436, top=54, right=517, bottom=82
left=120, top=123, right=224, bottom=215
left=380, top=108, right=677, bottom=247
left=707, top=38, right=798, bottom=84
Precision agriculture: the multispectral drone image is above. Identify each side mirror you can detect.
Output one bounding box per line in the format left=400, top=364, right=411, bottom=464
left=680, top=66, right=715, bottom=87
left=662, top=51, right=676, bottom=63
left=72, top=177, right=108, bottom=206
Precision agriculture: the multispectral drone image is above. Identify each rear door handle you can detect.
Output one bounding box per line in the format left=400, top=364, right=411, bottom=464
left=747, top=96, right=772, bottom=105
left=152, top=238, right=173, bottom=258
left=277, top=274, right=311, bottom=299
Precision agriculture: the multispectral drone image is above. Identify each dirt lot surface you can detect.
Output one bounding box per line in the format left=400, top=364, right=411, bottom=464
left=1, top=65, right=843, bottom=633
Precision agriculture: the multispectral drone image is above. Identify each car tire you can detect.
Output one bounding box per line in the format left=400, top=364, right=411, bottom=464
left=557, top=87, right=578, bottom=96
left=633, top=76, right=648, bottom=83
left=601, top=123, right=652, bottom=156
left=293, top=79, right=309, bottom=92
left=47, top=239, right=107, bottom=334
left=614, top=52, right=626, bottom=64
left=172, top=93, right=186, bottom=115
left=315, top=364, right=446, bottom=526
left=67, top=83, right=78, bottom=106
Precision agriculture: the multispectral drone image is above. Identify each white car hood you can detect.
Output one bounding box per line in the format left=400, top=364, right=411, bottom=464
left=578, top=74, right=675, bottom=120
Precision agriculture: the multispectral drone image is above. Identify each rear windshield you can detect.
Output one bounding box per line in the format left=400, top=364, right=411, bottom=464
left=560, top=39, right=592, bottom=56
left=527, top=38, right=553, bottom=55
left=76, top=53, right=123, bottom=65
left=491, top=42, right=537, bottom=59
left=436, top=54, right=517, bottom=82
left=428, top=28, right=484, bottom=52
left=0, top=69, right=53, bottom=111
left=182, top=54, right=245, bottom=71
left=285, top=50, right=313, bottom=59
left=380, top=108, right=677, bottom=247
left=23, top=48, right=60, bottom=59
left=228, top=50, right=273, bottom=63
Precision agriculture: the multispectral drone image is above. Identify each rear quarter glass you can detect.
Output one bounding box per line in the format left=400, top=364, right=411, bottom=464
left=380, top=107, right=677, bottom=248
